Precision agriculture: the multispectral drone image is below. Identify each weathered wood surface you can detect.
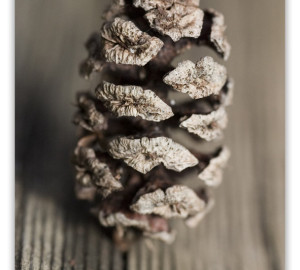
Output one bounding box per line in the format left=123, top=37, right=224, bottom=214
left=15, top=0, right=285, bottom=269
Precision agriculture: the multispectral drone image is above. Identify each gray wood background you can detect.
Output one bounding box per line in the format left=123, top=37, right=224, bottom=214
left=15, top=0, right=285, bottom=269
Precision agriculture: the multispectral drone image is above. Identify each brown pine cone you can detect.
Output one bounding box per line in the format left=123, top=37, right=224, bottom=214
left=72, top=0, right=233, bottom=246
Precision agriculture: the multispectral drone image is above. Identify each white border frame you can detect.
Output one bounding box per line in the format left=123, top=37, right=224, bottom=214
left=286, top=0, right=300, bottom=269
left=1, top=0, right=14, bottom=267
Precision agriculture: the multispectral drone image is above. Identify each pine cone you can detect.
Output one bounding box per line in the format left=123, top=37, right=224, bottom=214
left=73, top=0, right=233, bottom=246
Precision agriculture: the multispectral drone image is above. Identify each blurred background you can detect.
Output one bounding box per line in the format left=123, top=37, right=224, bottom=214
left=15, top=0, right=285, bottom=269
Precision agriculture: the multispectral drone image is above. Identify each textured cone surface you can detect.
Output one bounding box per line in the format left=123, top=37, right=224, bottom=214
left=108, top=136, right=199, bottom=173
left=73, top=0, right=233, bottom=245
left=96, top=82, right=174, bottom=122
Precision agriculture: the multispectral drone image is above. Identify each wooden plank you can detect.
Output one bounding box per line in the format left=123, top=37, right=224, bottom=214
left=15, top=182, right=24, bottom=270
left=20, top=193, right=36, bottom=270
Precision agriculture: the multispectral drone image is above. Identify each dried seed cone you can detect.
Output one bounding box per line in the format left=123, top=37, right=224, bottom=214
left=73, top=0, right=233, bottom=246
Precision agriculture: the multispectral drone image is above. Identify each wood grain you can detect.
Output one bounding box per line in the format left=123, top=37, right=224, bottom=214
left=15, top=0, right=285, bottom=269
